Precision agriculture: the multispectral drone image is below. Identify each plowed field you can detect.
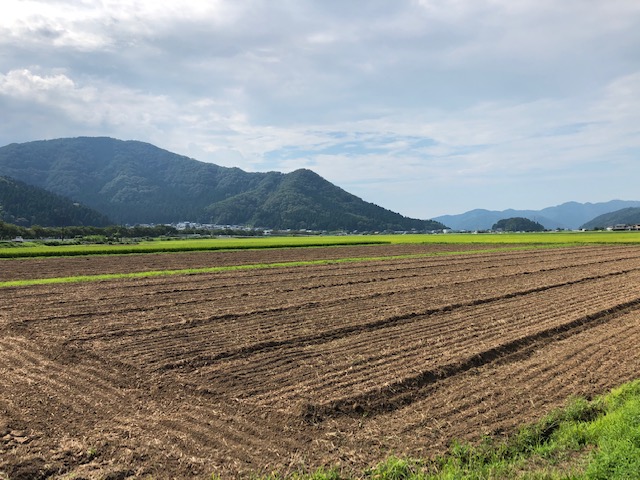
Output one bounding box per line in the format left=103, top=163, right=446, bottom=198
left=1, top=244, right=640, bottom=479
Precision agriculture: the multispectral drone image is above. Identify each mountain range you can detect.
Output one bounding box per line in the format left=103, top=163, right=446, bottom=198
left=434, top=200, right=640, bottom=231
left=2, top=137, right=638, bottom=232
left=0, top=137, right=445, bottom=231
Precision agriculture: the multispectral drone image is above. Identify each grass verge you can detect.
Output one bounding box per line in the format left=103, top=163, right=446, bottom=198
left=246, top=379, right=640, bottom=479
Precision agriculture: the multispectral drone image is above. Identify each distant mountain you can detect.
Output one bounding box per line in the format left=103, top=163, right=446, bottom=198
left=434, top=200, right=640, bottom=231
left=581, top=207, right=640, bottom=230
left=0, top=175, right=111, bottom=227
left=0, top=137, right=445, bottom=231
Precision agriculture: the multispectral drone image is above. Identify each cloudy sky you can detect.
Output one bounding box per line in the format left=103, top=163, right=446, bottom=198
left=1, top=0, right=639, bottom=219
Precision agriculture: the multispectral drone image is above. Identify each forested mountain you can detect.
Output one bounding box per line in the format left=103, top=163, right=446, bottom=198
left=492, top=217, right=545, bottom=232
left=0, top=175, right=111, bottom=227
left=434, top=200, right=640, bottom=231
left=205, top=168, right=438, bottom=231
left=581, top=207, right=640, bottom=230
left=0, top=137, right=445, bottom=231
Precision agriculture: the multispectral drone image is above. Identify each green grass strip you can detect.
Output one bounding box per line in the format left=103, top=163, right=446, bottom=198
left=0, top=237, right=390, bottom=259
left=0, top=245, right=553, bottom=288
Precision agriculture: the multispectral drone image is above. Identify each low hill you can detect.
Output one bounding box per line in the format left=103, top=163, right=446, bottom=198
left=0, top=175, right=111, bottom=227
left=434, top=200, right=640, bottom=231
left=0, top=137, right=445, bottom=231
left=492, top=217, right=545, bottom=232
left=435, top=209, right=554, bottom=231
left=581, top=207, right=640, bottom=230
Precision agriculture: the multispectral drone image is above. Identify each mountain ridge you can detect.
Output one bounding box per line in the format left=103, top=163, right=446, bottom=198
left=0, top=137, right=445, bottom=231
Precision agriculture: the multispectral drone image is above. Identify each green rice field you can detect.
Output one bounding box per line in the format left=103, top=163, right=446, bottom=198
left=1, top=231, right=640, bottom=259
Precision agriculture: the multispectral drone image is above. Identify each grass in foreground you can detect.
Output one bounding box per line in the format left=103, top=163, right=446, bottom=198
left=249, top=379, right=640, bottom=479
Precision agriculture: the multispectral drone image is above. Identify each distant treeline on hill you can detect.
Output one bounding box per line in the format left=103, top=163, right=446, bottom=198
left=0, top=175, right=111, bottom=227
left=0, top=222, right=267, bottom=242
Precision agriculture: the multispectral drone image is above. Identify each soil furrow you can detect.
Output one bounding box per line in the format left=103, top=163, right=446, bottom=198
left=149, top=267, right=640, bottom=372
left=309, top=298, right=640, bottom=420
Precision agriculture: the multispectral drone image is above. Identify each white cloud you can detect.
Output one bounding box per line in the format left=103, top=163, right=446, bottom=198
left=0, top=69, right=75, bottom=96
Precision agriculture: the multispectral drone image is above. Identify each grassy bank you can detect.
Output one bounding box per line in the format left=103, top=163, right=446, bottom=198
left=254, top=379, right=640, bottom=479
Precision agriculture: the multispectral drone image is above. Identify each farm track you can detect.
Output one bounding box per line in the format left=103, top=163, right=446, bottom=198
left=2, top=244, right=640, bottom=478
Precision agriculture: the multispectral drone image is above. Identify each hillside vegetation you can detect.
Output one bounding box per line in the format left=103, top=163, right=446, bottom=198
left=0, top=175, right=111, bottom=227
left=0, top=137, right=445, bottom=231
left=581, top=207, right=640, bottom=230
left=492, top=217, right=545, bottom=232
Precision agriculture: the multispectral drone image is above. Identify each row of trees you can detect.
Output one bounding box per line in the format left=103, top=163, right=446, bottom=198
left=0, top=222, right=179, bottom=241
left=0, top=221, right=270, bottom=242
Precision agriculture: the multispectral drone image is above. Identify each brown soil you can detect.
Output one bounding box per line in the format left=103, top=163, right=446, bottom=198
left=1, top=244, right=640, bottom=478
left=0, top=243, right=519, bottom=281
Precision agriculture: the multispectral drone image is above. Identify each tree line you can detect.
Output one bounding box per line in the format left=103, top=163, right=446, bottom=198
left=0, top=221, right=265, bottom=242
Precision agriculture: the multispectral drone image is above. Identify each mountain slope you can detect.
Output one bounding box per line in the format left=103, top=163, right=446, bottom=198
left=581, top=207, right=640, bottom=229
left=0, top=175, right=111, bottom=227
left=434, top=200, right=640, bottom=231
left=208, top=168, right=434, bottom=230
left=0, top=137, right=445, bottom=231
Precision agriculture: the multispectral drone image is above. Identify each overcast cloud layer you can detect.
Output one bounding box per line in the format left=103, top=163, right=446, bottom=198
left=1, top=0, right=639, bottom=218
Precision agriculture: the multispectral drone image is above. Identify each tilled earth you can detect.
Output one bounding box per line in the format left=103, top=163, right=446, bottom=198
left=0, top=243, right=509, bottom=281
left=1, top=244, right=640, bottom=478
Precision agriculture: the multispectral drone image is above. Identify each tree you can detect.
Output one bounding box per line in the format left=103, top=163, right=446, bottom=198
left=0, top=221, right=22, bottom=240
left=30, top=225, right=47, bottom=239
